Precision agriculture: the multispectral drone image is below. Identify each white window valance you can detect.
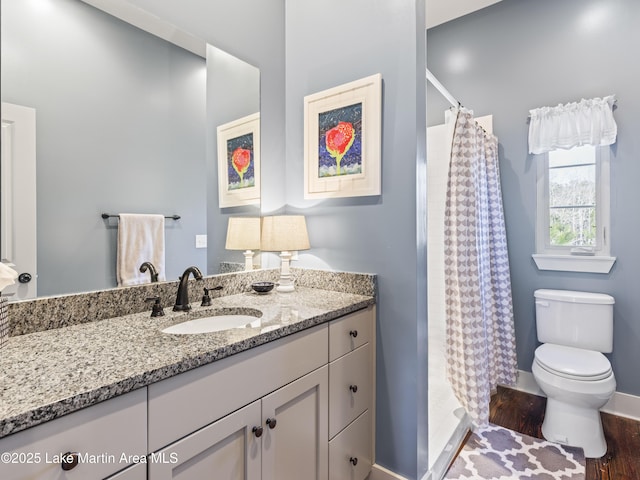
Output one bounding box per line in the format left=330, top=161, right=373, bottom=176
left=528, top=95, right=617, bottom=154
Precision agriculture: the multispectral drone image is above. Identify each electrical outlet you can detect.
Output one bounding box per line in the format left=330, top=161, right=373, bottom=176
left=195, top=235, right=207, bottom=249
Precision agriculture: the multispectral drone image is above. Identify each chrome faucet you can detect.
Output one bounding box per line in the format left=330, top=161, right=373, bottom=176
left=173, top=266, right=203, bottom=311
left=139, top=262, right=159, bottom=283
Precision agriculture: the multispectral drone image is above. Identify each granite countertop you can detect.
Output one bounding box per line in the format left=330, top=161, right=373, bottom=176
left=0, top=286, right=374, bottom=438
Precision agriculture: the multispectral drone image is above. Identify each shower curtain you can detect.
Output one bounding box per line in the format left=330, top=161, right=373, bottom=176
left=444, top=107, right=517, bottom=426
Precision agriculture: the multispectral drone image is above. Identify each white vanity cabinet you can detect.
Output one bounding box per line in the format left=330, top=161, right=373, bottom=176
left=146, top=323, right=329, bottom=454
left=0, top=388, right=147, bottom=480
left=149, top=366, right=328, bottom=480
left=148, top=305, right=375, bottom=480
left=147, top=323, right=330, bottom=480
left=328, top=307, right=375, bottom=480
left=0, top=305, right=375, bottom=480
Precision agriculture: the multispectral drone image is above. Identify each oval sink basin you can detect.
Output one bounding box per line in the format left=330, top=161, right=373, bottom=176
left=162, top=315, right=261, bottom=335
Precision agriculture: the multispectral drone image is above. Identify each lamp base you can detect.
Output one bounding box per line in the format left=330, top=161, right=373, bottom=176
left=276, top=283, right=295, bottom=293
left=243, top=250, right=254, bottom=271
left=277, top=251, right=295, bottom=293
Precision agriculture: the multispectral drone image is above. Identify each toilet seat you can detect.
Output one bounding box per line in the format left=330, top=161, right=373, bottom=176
left=535, top=344, right=612, bottom=381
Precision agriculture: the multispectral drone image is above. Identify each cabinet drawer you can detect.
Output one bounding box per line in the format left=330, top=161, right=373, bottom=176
left=329, top=307, right=373, bottom=362
left=0, top=388, right=147, bottom=480
left=328, top=410, right=372, bottom=480
left=329, top=344, right=371, bottom=438
left=148, top=323, right=328, bottom=452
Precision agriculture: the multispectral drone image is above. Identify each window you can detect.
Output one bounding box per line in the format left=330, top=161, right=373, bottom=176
left=533, top=145, right=615, bottom=273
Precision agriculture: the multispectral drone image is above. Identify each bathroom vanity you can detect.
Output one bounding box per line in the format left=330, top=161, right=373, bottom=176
left=0, top=271, right=376, bottom=480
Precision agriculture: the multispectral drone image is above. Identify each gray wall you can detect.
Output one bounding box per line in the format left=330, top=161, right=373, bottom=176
left=427, top=0, right=640, bottom=396
left=1, top=0, right=207, bottom=295
left=285, top=1, right=427, bottom=478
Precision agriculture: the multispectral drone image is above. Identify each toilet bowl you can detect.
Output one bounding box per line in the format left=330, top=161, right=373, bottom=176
left=532, top=343, right=615, bottom=457
left=532, top=289, right=616, bottom=458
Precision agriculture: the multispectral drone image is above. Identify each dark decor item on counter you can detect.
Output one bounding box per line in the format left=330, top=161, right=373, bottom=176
left=251, top=282, right=275, bottom=294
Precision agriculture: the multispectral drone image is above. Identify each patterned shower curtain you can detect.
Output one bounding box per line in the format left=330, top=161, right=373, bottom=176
left=444, top=108, right=517, bottom=426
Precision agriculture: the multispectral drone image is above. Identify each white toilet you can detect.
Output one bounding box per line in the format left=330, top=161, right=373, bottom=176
left=531, top=289, right=616, bottom=458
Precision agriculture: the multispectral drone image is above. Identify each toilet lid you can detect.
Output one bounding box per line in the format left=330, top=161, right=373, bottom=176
left=535, top=344, right=612, bottom=381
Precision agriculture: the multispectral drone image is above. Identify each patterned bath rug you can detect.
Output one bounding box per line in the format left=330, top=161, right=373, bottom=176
left=444, top=423, right=585, bottom=480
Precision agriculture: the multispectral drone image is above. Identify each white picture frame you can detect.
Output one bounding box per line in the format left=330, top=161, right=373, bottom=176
left=303, top=74, right=382, bottom=199
left=217, top=112, right=261, bottom=208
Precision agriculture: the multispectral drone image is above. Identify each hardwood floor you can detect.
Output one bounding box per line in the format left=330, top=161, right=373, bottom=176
left=489, top=386, right=640, bottom=480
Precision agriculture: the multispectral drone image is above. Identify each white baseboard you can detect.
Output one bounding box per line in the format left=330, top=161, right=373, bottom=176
left=369, top=464, right=409, bottom=480
left=509, top=369, right=640, bottom=421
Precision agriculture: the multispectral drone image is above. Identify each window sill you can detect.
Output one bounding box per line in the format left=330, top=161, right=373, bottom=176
left=532, top=254, right=616, bottom=274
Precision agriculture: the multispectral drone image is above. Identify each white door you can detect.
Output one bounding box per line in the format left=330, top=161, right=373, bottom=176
left=1, top=102, right=37, bottom=299
left=148, top=400, right=262, bottom=480
left=261, top=366, right=328, bottom=480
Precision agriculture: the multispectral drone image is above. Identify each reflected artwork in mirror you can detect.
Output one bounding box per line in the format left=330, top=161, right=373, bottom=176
left=0, top=0, right=260, bottom=299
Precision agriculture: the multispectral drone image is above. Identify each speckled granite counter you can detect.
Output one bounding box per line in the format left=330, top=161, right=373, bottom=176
left=0, top=285, right=374, bottom=438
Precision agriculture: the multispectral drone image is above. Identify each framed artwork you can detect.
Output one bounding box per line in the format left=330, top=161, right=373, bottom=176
left=217, top=112, right=261, bottom=208
left=304, top=73, right=382, bottom=199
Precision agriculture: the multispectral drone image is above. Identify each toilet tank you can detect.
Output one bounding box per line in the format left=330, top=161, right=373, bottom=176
left=534, top=289, right=614, bottom=352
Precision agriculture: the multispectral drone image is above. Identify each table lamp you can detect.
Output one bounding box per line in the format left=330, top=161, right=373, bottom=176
left=260, top=215, right=310, bottom=292
left=225, top=217, right=261, bottom=271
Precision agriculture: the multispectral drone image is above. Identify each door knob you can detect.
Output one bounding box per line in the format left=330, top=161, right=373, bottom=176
left=266, top=417, right=277, bottom=429
left=18, top=273, right=32, bottom=283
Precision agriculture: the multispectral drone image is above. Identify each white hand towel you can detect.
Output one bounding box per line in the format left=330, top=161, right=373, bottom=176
left=0, top=263, right=18, bottom=292
left=116, top=214, right=166, bottom=286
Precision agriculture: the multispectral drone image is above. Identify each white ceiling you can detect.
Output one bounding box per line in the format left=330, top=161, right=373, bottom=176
left=426, top=0, right=503, bottom=29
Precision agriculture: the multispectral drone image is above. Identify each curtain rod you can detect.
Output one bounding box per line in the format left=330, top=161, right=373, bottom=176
left=426, top=68, right=460, bottom=108
left=101, top=213, right=181, bottom=220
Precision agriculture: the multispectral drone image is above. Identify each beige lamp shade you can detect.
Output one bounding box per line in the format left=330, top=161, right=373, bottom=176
left=225, top=217, right=261, bottom=251
left=260, top=215, right=310, bottom=252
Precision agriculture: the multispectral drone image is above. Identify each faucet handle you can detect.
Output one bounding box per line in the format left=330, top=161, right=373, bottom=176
left=145, top=296, right=165, bottom=317
left=201, top=286, right=223, bottom=307
left=201, top=288, right=212, bottom=307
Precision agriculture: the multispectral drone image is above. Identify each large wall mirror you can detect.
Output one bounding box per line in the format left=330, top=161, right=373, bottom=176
left=1, top=0, right=260, bottom=299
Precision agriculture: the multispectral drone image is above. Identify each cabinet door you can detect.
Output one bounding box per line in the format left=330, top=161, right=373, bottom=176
left=149, top=400, right=261, bottom=480
left=261, top=366, right=328, bottom=480
left=105, top=463, right=146, bottom=480
left=0, top=389, right=146, bottom=480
